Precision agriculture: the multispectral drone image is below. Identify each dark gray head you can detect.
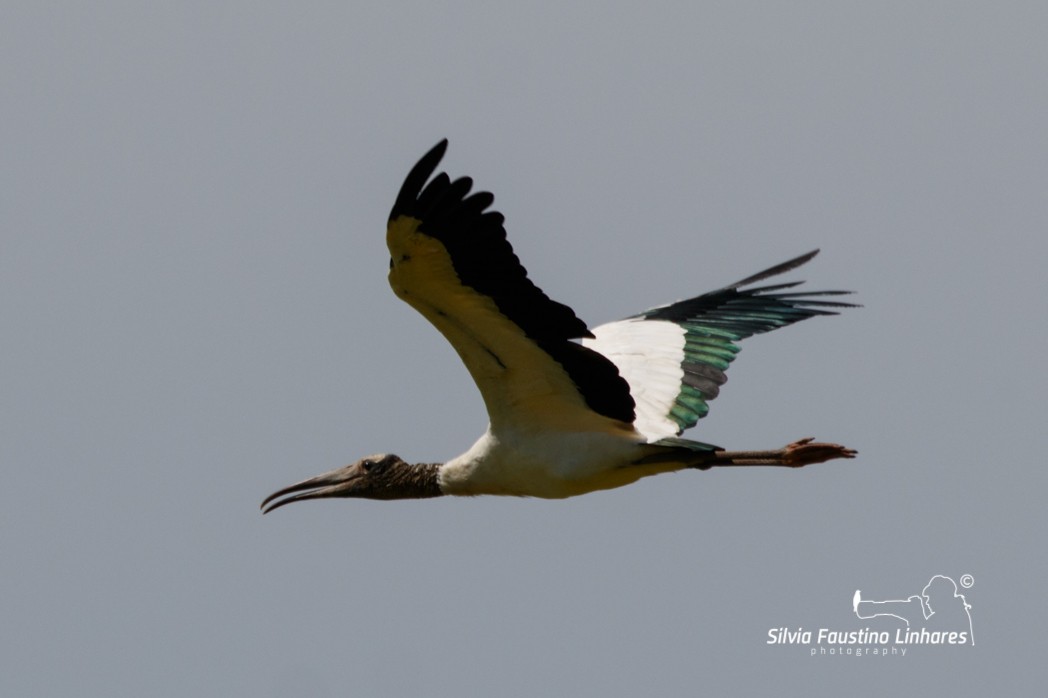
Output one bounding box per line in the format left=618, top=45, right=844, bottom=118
left=261, top=454, right=442, bottom=513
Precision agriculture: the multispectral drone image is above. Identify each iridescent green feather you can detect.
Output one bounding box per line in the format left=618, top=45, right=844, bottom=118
left=637, top=250, right=858, bottom=434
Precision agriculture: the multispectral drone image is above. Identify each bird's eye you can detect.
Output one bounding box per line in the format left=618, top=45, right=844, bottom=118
left=361, top=459, right=374, bottom=472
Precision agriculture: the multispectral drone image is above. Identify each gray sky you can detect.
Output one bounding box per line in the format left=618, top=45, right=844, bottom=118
left=3, top=2, right=1045, bottom=696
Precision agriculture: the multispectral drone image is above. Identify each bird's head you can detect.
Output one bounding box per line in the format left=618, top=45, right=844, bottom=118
left=261, top=453, right=442, bottom=513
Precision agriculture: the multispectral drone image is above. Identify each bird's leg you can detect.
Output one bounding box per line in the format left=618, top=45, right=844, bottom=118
left=696, top=437, right=856, bottom=470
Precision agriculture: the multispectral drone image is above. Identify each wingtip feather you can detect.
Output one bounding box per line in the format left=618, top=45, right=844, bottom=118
left=389, top=139, right=451, bottom=221
left=727, top=249, right=820, bottom=289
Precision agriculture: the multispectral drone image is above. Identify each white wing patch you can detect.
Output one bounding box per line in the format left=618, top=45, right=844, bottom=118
left=582, top=318, right=686, bottom=442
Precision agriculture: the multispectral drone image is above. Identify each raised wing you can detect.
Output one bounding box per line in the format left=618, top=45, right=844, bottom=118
left=386, top=140, right=635, bottom=431
left=583, top=250, right=857, bottom=442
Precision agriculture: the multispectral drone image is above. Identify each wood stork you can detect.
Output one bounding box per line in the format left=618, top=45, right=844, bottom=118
left=261, top=140, right=857, bottom=512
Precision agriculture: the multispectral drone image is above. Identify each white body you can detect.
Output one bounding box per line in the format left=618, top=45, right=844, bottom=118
left=440, top=425, right=679, bottom=498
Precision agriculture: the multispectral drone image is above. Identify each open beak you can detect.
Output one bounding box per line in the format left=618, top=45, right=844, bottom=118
left=260, top=464, right=364, bottom=514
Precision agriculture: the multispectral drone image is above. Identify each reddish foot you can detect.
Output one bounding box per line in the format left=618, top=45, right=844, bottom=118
left=782, top=437, right=858, bottom=467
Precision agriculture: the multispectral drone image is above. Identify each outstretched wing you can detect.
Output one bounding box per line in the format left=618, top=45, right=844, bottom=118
left=386, top=140, right=635, bottom=432
left=582, top=250, right=857, bottom=442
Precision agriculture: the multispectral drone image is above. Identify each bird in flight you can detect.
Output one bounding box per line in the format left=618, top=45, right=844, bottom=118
left=262, top=140, right=856, bottom=512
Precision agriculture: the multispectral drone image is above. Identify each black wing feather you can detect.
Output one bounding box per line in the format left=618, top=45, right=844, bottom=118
left=389, top=140, right=636, bottom=423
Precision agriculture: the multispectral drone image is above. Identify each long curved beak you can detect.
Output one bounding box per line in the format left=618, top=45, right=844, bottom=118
left=260, top=465, right=363, bottom=514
